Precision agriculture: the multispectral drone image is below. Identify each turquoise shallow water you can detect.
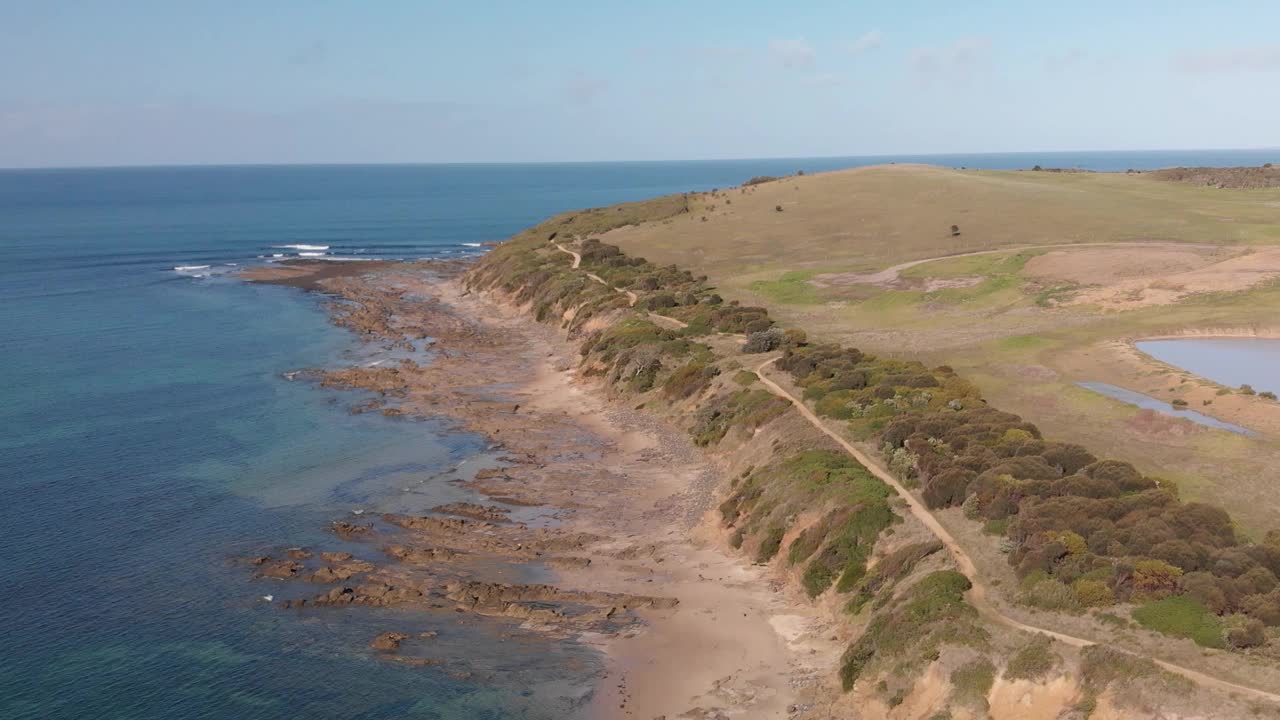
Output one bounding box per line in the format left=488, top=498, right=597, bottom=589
left=4, top=152, right=1278, bottom=719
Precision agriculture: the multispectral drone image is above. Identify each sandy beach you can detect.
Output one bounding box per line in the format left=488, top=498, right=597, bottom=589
left=243, top=260, right=841, bottom=718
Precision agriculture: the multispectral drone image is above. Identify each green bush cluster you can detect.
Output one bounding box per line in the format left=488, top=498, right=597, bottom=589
left=720, top=451, right=897, bottom=597
left=689, top=388, right=791, bottom=446
left=845, top=540, right=944, bottom=613
left=950, top=657, right=995, bottom=709
left=1004, top=635, right=1059, bottom=680
left=662, top=359, right=720, bottom=400
left=780, top=344, right=981, bottom=430
left=839, top=571, right=986, bottom=690
left=881, top=398, right=1280, bottom=636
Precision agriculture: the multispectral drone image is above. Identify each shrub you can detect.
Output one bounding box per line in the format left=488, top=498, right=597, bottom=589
left=1080, top=645, right=1156, bottom=691
left=1005, top=636, right=1059, bottom=680
left=950, top=657, right=995, bottom=707
left=1261, top=391, right=1277, bottom=401
left=1241, top=384, right=1256, bottom=395
left=775, top=205, right=784, bottom=212
left=845, top=540, right=943, bottom=610
left=756, top=526, right=786, bottom=562
left=803, top=504, right=898, bottom=597
left=1227, top=618, right=1266, bottom=649
left=922, top=468, right=976, bottom=509
left=1131, top=559, right=1183, bottom=601
left=662, top=360, right=720, bottom=399
left=742, top=327, right=785, bottom=353
left=839, top=571, right=981, bottom=690
left=1022, top=578, right=1080, bottom=611
left=733, top=369, right=757, bottom=386
left=1001, top=428, right=1033, bottom=444
left=1132, top=595, right=1225, bottom=648
left=1073, top=578, right=1116, bottom=607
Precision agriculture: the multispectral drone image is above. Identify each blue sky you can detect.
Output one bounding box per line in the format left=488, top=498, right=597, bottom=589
left=2, top=0, right=1278, bottom=166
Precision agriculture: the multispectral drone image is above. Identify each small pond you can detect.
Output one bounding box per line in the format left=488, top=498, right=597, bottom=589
left=1076, top=381, right=1256, bottom=436
left=1137, top=338, right=1280, bottom=394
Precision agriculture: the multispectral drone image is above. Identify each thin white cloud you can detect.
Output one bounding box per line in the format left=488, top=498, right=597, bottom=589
left=1045, top=48, right=1086, bottom=72
left=849, top=31, right=883, bottom=54
left=769, top=38, right=816, bottom=70
left=1172, top=46, right=1280, bottom=73
left=911, top=37, right=991, bottom=76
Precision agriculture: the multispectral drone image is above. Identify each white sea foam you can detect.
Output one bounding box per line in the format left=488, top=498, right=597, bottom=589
left=298, top=252, right=327, bottom=257
left=272, top=253, right=285, bottom=258
left=461, top=242, right=483, bottom=247
left=274, top=244, right=330, bottom=251
left=174, top=265, right=211, bottom=271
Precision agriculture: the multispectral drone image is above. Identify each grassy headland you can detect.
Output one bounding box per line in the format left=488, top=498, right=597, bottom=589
left=463, top=176, right=1280, bottom=715
left=597, top=163, right=1280, bottom=536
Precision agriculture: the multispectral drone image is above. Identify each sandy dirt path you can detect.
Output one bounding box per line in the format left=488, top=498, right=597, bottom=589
left=555, top=242, right=638, bottom=306
left=825, top=240, right=1224, bottom=287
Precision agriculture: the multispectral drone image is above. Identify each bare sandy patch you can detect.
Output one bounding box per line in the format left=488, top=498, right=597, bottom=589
left=987, top=675, right=1080, bottom=720
left=1029, top=246, right=1280, bottom=310
left=1023, top=245, right=1229, bottom=285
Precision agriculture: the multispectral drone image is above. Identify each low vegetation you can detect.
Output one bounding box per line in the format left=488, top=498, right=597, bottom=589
left=839, top=571, right=986, bottom=690
left=1132, top=595, right=1225, bottom=648
left=720, top=450, right=897, bottom=597
left=1151, top=165, right=1280, bottom=189
left=1004, top=635, right=1059, bottom=680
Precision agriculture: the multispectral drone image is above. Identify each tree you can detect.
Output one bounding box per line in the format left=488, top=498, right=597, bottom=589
left=922, top=467, right=977, bottom=509
left=1132, top=559, right=1183, bottom=601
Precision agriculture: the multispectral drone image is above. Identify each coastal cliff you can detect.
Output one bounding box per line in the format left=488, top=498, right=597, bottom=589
left=457, top=193, right=1280, bottom=718
left=240, top=186, right=1280, bottom=718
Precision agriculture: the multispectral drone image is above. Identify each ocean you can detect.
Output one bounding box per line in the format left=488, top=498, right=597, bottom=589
left=2, top=149, right=1276, bottom=719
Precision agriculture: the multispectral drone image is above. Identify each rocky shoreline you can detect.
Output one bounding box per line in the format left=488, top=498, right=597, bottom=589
left=240, top=260, right=833, bottom=718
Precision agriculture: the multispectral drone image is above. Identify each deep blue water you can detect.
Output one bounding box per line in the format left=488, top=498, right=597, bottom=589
left=2, top=150, right=1277, bottom=719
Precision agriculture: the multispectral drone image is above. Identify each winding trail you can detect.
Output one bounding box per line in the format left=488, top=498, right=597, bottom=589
left=555, top=242, right=637, bottom=306
left=553, top=237, right=1280, bottom=705
left=825, top=240, right=1226, bottom=287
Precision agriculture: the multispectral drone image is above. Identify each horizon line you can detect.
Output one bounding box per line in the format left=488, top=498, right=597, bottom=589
left=1, top=146, right=1277, bottom=172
